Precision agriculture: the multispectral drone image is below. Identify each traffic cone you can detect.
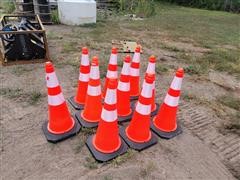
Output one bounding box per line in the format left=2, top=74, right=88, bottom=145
left=103, top=47, right=118, bottom=98
left=131, top=56, right=160, bottom=116
left=75, top=56, right=102, bottom=128
left=117, top=55, right=134, bottom=122
left=42, top=62, right=81, bottom=143
left=119, top=74, right=158, bottom=151
left=151, top=68, right=184, bottom=139
left=69, top=47, right=90, bottom=110
left=86, top=79, right=128, bottom=162
left=129, top=45, right=141, bottom=100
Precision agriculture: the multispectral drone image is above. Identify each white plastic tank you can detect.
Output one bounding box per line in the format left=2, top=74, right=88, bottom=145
left=58, top=0, right=96, bottom=25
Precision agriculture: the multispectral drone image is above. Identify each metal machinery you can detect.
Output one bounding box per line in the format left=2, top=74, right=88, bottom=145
left=0, top=14, right=49, bottom=65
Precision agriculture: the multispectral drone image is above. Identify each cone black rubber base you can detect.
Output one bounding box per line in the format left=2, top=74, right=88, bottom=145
left=150, top=121, right=182, bottom=139
left=42, top=117, right=81, bottom=143
left=119, top=126, right=158, bottom=151
left=75, top=111, right=98, bottom=128
left=130, top=95, right=139, bottom=101
left=86, top=134, right=128, bottom=162
left=151, top=103, right=160, bottom=117
left=131, top=101, right=160, bottom=117
left=118, top=107, right=134, bottom=123
left=68, top=96, right=84, bottom=110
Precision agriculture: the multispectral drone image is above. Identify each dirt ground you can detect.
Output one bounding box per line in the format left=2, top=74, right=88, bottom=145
left=1, top=22, right=240, bottom=180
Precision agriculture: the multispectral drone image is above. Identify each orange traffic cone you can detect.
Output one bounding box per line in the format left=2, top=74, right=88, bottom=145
left=69, top=47, right=90, bottom=110
left=120, top=74, right=158, bottom=151
left=86, top=79, right=128, bottom=162
left=117, top=55, right=134, bottom=122
left=42, top=62, right=81, bottom=143
left=151, top=68, right=184, bottom=139
left=131, top=55, right=160, bottom=116
left=129, top=45, right=141, bottom=100
left=75, top=56, right=102, bottom=128
left=103, top=47, right=118, bottom=98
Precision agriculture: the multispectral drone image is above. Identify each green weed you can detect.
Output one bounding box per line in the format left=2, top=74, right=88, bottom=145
left=155, top=64, right=169, bottom=74
left=217, top=95, right=240, bottom=111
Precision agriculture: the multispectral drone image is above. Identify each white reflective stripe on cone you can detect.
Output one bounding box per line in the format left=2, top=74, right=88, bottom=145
left=130, top=67, right=139, bottom=76
left=170, top=76, right=182, bottom=90
left=146, top=62, right=155, bottom=74
left=135, top=102, right=151, bottom=115
left=90, top=66, right=100, bottom=79
left=106, top=70, right=118, bottom=78
left=81, top=54, right=89, bottom=66
left=132, top=52, right=140, bottom=63
left=118, top=81, right=130, bottom=92
left=121, top=63, right=130, bottom=75
left=46, top=72, right=59, bottom=88
left=105, top=89, right=116, bottom=104
left=141, top=81, right=152, bottom=98
left=109, top=54, right=117, bottom=64
left=101, top=108, right=117, bottom=122
left=48, top=93, right=65, bottom=106
left=79, top=73, right=89, bottom=82
left=87, top=85, right=101, bottom=96
left=164, top=94, right=179, bottom=107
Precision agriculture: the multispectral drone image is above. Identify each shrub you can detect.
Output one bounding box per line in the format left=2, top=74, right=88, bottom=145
left=2, top=0, right=15, bottom=14
left=158, top=0, right=240, bottom=12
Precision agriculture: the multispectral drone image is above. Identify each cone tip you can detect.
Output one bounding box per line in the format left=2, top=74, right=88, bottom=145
left=135, top=45, right=141, bottom=53
left=82, top=47, right=88, bottom=54
left=176, top=68, right=184, bottom=77
left=45, top=61, right=54, bottom=73
left=124, top=55, right=131, bottom=63
left=108, top=78, right=117, bottom=89
left=91, top=56, right=99, bottom=66
left=145, top=73, right=154, bottom=83
left=112, top=47, right=118, bottom=54
left=149, top=55, right=156, bottom=63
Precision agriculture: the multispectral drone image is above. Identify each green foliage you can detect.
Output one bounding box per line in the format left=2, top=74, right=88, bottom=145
left=218, top=95, right=240, bottom=110
left=51, top=10, right=60, bottom=24
left=184, top=64, right=202, bottom=75
left=118, top=0, right=156, bottom=17
left=158, top=0, right=240, bottom=12
left=2, top=0, right=15, bottom=14
left=135, top=0, right=156, bottom=17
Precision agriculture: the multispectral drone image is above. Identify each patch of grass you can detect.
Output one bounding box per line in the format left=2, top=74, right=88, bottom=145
left=12, top=66, right=33, bottom=76
left=0, top=88, right=43, bottom=105
left=28, top=91, right=42, bottom=105
left=117, top=59, right=124, bottom=67
left=103, top=176, right=113, bottom=180
left=217, top=95, right=240, bottom=111
left=184, top=64, right=202, bottom=75
left=51, top=10, right=60, bottom=24
left=155, top=64, right=169, bottom=74
left=201, top=49, right=240, bottom=75
left=81, top=127, right=95, bottom=136
left=62, top=41, right=78, bottom=53
left=112, top=149, right=135, bottom=166
left=224, top=113, right=240, bottom=136
left=74, top=135, right=87, bottom=154
left=160, top=44, right=183, bottom=52
left=99, top=56, right=108, bottom=79
left=182, top=92, right=197, bottom=101
left=2, top=1, right=15, bottom=13
left=84, top=157, right=98, bottom=169
left=220, top=113, right=240, bottom=136
left=47, top=31, right=62, bottom=40
left=79, top=23, right=97, bottom=28
left=0, top=88, right=23, bottom=98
